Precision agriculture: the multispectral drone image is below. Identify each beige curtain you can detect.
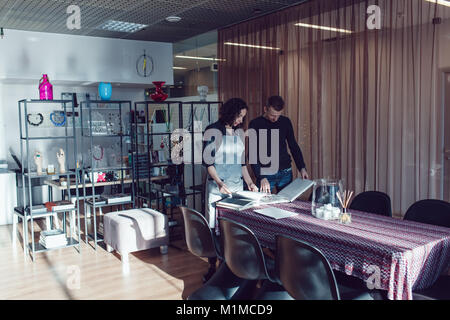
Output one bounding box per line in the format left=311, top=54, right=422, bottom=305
left=218, top=14, right=280, bottom=123
left=219, top=0, right=450, bottom=216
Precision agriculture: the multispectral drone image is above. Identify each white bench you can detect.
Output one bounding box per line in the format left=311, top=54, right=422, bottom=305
left=103, top=208, right=169, bottom=265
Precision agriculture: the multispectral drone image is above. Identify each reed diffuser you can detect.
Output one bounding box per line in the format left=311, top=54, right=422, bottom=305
left=336, top=190, right=353, bottom=224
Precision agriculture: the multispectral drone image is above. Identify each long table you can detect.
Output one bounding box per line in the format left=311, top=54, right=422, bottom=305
left=217, top=201, right=450, bottom=300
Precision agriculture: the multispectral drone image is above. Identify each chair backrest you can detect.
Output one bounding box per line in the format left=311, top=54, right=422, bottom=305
left=404, top=200, right=450, bottom=228
left=180, top=206, right=217, bottom=259
left=275, top=234, right=340, bottom=300
left=218, top=218, right=272, bottom=281
left=349, top=191, right=392, bottom=217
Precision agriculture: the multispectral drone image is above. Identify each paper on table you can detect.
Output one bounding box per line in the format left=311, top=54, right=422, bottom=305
left=254, top=207, right=298, bottom=220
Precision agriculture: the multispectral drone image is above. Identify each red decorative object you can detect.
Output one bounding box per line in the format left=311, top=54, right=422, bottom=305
left=97, top=172, right=106, bottom=183
left=150, top=81, right=168, bottom=102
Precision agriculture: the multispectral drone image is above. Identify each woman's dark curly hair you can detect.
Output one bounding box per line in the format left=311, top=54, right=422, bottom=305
left=219, top=98, right=248, bottom=127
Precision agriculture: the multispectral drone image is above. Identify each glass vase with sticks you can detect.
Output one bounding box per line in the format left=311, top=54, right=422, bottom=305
left=337, top=190, right=353, bottom=224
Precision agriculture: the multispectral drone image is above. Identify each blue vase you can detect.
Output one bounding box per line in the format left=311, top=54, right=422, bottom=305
left=98, top=82, right=112, bottom=101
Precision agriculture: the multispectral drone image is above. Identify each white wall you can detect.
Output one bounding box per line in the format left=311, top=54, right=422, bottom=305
left=0, top=29, right=173, bottom=85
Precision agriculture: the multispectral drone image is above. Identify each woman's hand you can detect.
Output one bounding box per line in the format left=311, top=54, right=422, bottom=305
left=260, top=178, right=272, bottom=193
left=248, top=183, right=259, bottom=192
left=218, top=182, right=232, bottom=195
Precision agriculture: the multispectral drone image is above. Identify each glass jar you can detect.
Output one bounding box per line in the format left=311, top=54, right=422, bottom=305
left=339, top=208, right=352, bottom=224
left=311, top=179, right=344, bottom=220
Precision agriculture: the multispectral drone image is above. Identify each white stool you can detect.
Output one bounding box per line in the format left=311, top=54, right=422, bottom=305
left=103, top=208, right=169, bottom=266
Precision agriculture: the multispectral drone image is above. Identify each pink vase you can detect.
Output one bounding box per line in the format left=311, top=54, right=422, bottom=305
left=39, top=74, right=53, bottom=100
left=150, top=81, right=168, bottom=102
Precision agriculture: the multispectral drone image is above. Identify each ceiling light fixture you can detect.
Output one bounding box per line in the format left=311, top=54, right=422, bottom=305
left=99, top=20, right=147, bottom=33
left=166, top=16, right=182, bottom=22
left=173, top=67, right=187, bottom=70
left=224, top=42, right=281, bottom=50
left=424, top=0, right=450, bottom=7
left=175, top=55, right=225, bottom=62
left=294, top=22, right=353, bottom=34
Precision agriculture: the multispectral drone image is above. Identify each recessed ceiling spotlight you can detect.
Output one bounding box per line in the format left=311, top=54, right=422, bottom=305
left=166, top=16, right=182, bottom=23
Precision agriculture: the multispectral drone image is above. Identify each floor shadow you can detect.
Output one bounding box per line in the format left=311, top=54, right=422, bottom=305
left=41, top=253, right=76, bottom=299
left=132, top=243, right=209, bottom=300
left=92, top=207, right=208, bottom=299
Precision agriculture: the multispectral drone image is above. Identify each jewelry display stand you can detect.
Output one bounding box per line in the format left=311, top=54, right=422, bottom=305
left=14, top=98, right=81, bottom=261
left=132, top=100, right=221, bottom=244
left=80, top=98, right=134, bottom=250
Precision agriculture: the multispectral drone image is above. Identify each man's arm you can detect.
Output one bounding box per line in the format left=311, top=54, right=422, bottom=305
left=286, top=118, right=309, bottom=179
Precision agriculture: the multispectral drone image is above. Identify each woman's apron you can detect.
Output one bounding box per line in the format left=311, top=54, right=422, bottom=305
left=205, top=134, right=244, bottom=229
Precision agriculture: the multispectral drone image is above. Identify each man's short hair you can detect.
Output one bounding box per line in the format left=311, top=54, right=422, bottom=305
left=267, top=96, right=285, bottom=111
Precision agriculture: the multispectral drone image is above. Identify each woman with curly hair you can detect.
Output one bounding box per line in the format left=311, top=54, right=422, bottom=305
left=201, top=97, right=258, bottom=282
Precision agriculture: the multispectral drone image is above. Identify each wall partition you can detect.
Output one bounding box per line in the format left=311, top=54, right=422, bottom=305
left=218, top=0, right=450, bottom=216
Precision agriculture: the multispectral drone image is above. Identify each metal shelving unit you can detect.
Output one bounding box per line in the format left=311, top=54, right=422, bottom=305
left=80, top=99, right=134, bottom=250
left=15, top=98, right=81, bottom=261
left=132, top=101, right=180, bottom=210
left=132, top=100, right=220, bottom=243
left=183, top=101, right=221, bottom=213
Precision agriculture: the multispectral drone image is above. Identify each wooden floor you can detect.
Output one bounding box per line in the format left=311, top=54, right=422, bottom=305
left=0, top=219, right=207, bottom=300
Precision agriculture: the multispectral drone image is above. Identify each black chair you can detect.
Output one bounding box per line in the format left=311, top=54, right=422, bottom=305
left=275, top=234, right=374, bottom=300
left=180, top=207, right=255, bottom=300
left=218, top=217, right=293, bottom=300
left=181, top=206, right=220, bottom=259
left=403, top=200, right=450, bottom=300
left=404, top=199, right=450, bottom=228
left=349, top=191, right=392, bottom=217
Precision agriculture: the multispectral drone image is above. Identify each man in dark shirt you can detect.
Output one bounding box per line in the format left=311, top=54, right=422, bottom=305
left=249, top=95, right=309, bottom=193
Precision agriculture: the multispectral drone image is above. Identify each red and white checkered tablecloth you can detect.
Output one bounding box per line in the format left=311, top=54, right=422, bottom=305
left=217, top=201, right=450, bottom=300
